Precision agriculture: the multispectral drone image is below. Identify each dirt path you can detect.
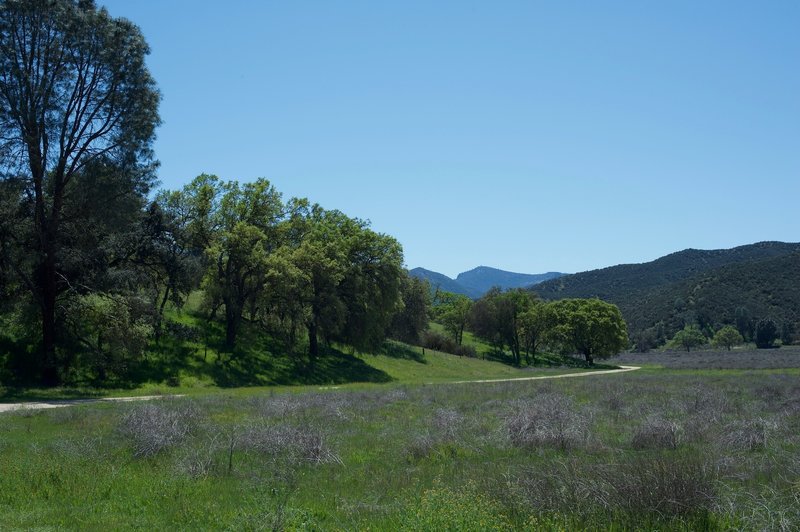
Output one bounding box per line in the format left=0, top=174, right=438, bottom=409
left=0, top=394, right=184, bottom=414
left=443, top=365, right=641, bottom=385
left=0, top=366, right=641, bottom=413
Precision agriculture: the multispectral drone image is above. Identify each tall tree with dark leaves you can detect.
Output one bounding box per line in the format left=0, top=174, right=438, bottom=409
left=0, top=0, right=160, bottom=383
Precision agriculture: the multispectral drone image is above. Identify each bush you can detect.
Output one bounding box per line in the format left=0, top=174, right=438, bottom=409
left=242, top=424, right=341, bottom=465
left=505, top=393, right=591, bottom=450
left=755, top=318, right=779, bottom=348
left=604, top=455, right=716, bottom=517
left=421, top=331, right=477, bottom=358
left=631, top=417, right=682, bottom=450
left=119, top=401, right=198, bottom=457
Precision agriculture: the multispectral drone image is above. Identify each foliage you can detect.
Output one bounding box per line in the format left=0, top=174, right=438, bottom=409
left=389, top=274, right=431, bottom=344
left=432, top=291, right=472, bottom=345
left=667, top=325, right=707, bottom=352
left=0, top=0, right=160, bottom=383
left=755, top=318, right=779, bottom=349
left=518, top=301, right=555, bottom=364
left=65, top=293, right=153, bottom=381
left=420, top=330, right=477, bottom=358
left=548, top=298, right=629, bottom=364
left=468, top=288, right=536, bottom=366
left=711, top=325, right=744, bottom=351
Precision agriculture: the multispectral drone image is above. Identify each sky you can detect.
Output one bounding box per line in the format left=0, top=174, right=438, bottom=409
left=101, top=0, right=799, bottom=278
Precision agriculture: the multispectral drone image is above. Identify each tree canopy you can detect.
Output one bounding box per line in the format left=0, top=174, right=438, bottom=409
left=0, top=0, right=160, bottom=383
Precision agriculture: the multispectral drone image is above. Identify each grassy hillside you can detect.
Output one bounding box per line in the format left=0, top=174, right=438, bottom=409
left=0, top=296, right=578, bottom=401
left=533, top=242, right=800, bottom=342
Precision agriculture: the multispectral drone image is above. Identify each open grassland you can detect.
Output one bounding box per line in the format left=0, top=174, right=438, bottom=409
left=1, top=366, right=798, bottom=530
left=611, top=345, right=800, bottom=370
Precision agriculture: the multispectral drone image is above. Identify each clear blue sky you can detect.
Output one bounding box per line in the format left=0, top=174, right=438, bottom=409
left=102, top=0, right=799, bottom=278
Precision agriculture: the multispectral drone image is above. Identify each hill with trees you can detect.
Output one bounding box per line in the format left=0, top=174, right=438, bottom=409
left=532, top=242, right=800, bottom=349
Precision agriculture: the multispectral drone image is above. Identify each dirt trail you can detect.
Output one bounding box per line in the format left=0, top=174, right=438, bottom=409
left=0, top=366, right=641, bottom=413
left=443, top=365, right=641, bottom=385
left=0, top=394, right=184, bottom=414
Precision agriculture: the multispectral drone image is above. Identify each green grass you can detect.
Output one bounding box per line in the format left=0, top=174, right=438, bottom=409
left=1, top=368, right=797, bottom=529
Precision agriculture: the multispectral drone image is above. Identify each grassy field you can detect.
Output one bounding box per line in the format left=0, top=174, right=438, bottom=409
left=1, top=354, right=799, bottom=529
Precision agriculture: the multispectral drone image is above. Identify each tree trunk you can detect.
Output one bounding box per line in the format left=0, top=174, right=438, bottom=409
left=224, top=299, right=240, bottom=349
left=40, top=243, right=59, bottom=386
left=308, top=320, right=319, bottom=360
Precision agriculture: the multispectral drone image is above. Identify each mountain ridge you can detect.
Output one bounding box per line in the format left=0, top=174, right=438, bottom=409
left=409, top=266, right=565, bottom=299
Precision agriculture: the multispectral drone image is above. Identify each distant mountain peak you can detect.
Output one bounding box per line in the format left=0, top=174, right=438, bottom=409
left=410, top=266, right=565, bottom=299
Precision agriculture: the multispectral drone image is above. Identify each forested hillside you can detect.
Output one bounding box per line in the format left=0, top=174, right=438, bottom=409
left=533, top=242, right=800, bottom=347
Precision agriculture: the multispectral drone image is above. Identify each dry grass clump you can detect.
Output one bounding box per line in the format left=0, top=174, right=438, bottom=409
left=720, top=417, right=777, bottom=452
left=242, top=423, right=341, bottom=465
left=505, top=393, right=591, bottom=451
left=118, top=401, right=198, bottom=458
left=631, top=416, right=682, bottom=450
left=605, top=455, right=716, bottom=517
left=515, top=455, right=716, bottom=522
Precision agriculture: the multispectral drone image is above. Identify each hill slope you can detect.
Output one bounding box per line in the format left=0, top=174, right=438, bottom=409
left=532, top=241, right=800, bottom=343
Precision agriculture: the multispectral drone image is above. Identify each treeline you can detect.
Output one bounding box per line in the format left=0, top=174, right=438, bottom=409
left=1, top=171, right=412, bottom=383
left=425, top=288, right=629, bottom=365
left=663, top=317, right=788, bottom=353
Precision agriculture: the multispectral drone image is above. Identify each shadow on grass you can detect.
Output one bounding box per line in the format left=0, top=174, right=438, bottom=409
left=380, top=341, right=427, bottom=363
left=0, top=316, right=393, bottom=399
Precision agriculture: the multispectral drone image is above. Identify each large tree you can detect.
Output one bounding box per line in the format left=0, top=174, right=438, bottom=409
left=0, top=0, right=159, bottom=383
left=550, top=298, right=628, bottom=364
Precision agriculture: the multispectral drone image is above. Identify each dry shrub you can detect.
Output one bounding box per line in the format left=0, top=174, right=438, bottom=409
left=432, top=408, right=464, bottom=440
left=720, top=417, right=777, bottom=452
left=505, top=393, right=591, bottom=450
left=243, top=424, right=341, bottom=465
left=119, top=401, right=198, bottom=458
left=605, top=455, right=716, bottom=517
left=516, top=455, right=716, bottom=521
left=407, top=434, right=437, bottom=460
left=685, top=385, right=731, bottom=419
left=631, top=417, right=682, bottom=450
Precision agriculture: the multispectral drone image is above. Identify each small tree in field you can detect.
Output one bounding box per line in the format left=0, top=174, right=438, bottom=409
left=755, top=318, right=778, bottom=349
left=668, top=325, right=706, bottom=352
left=712, top=326, right=743, bottom=351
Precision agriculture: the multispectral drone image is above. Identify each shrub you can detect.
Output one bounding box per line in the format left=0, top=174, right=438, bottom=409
left=755, top=318, right=779, bottom=348
left=631, top=417, right=682, bottom=450
left=505, top=393, right=591, bottom=450
left=720, top=418, right=776, bottom=451
left=421, top=331, right=477, bottom=358
left=242, top=424, right=341, bottom=465
left=118, top=401, right=198, bottom=458
left=604, top=455, right=716, bottom=517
